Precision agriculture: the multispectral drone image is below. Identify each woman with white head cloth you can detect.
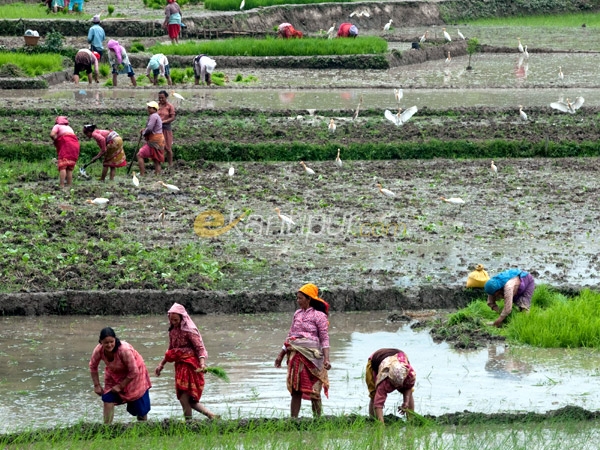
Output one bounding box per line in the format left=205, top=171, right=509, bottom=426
left=193, top=54, right=217, bottom=86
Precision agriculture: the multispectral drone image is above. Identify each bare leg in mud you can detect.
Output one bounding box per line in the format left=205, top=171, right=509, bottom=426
left=103, top=402, right=115, bottom=424
left=179, top=392, right=216, bottom=419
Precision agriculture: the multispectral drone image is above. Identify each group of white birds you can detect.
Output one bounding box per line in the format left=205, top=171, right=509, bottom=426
left=86, top=178, right=183, bottom=206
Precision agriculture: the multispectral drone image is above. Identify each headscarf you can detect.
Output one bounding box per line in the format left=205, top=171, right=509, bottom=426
left=299, top=283, right=329, bottom=316
left=107, top=39, right=122, bottom=64
left=168, top=302, right=200, bottom=335
left=148, top=54, right=161, bottom=70
left=55, top=116, right=69, bottom=125
left=92, top=14, right=101, bottom=23
left=484, top=269, right=526, bottom=295
left=376, top=354, right=410, bottom=388
left=349, top=25, right=359, bottom=36
left=167, top=0, right=175, bottom=3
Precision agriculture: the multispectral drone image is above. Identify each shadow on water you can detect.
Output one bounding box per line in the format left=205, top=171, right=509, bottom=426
left=1, top=312, right=600, bottom=432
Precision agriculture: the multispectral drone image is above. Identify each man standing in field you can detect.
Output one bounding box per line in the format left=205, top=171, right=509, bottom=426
left=88, top=15, right=106, bottom=59
left=158, top=90, right=176, bottom=168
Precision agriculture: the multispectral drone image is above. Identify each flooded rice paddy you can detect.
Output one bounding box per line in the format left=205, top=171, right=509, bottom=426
left=1, top=312, right=600, bottom=432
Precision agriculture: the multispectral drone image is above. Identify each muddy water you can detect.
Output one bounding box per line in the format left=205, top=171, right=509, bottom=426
left=1, top=312, right=599, bottom=432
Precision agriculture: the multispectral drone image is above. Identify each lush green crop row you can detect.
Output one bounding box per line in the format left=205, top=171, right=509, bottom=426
left=205, top=0, right=350, bottom=11
left=0, top=52, right=64, bottom=77
left=0, top=2, right=92, bottom=19
left=149, top=37, right=387, bottom=57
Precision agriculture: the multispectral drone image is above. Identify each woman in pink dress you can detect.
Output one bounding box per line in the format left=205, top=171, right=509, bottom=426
left=89, top=327, right=152, bottom=424
left=155, top=303, right=217, bottom=419
left=274, top=283, right=331, bottom=417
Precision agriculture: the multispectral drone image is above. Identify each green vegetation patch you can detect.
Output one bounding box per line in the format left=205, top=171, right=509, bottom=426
left=0, top=52, right=64, bottom=77
left=0, top=2, right=92, bottom=19
left=205, top=0, right=351, bottom=11
left=465, top=11, right=600, bottom=27
left=149, top=37, right=387, bottom=57
left=435, top=286, right=600, bottom=349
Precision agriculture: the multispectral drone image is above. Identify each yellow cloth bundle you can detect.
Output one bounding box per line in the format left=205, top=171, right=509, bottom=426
left=466, top=264, right=490, bottom=288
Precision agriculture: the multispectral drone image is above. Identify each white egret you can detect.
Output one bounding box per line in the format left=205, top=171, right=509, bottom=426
left=171, top=92, right=184, bottom=101
left=523, top=45, right=529, bottom=58
left=159, top=181, right=180, bottom=192
left=86, top=198, right=109, bottom=205
left=300, top=161, right=315, bottom=175
left=394, top=88, right=403, bottom=103
left=383, top=19, right=393, bottom=31
left=132, top=172, right=140, bottom=187
left=490, top=161, right=498, bottom=176
left=377, top=183, right=396, bottom=198
left=275, top=207, right=295, bottom=226
left=442, top=28, right=451, bottom=42
left=445, top=51, right=451, bottom=64
left=361, top=9, right=370, bottom=17
left=352, top=95, right=363, bottom=121
left=551, top=97, right=584, bottom=114
left=349, top=9, right=360, bottom=17
left=239, top=0, right=244, bottom=9
left=384, top=106, right=418, bottom=126
left=327, top=23, right=335, bottom=38
left=419, top=30, right=429, bottom=44
left=519, top=105, right=528, bottom=121
left=328, top=118, right=336, bottom=133
left=335, top=148, right=342, bottom=168
left=517, top=37, right=524, bottom=53
left=457, top=29, right=465, bottom=40
left=440, top=197, right=465, bottom=205
left=228, top=166, right=235, bottom=177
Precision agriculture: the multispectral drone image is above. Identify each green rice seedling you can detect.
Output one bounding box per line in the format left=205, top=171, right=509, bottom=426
left=0, top=2, right=92, bottom=18
left=98, top=63, right=110, bottom=77
left=169, top=68, right=190, bottom=84
left=107, top=4, right=114, bottom=15
left=149, top=36, right=387, bottom=57
left=0, top=52, right=63, bottom=77
left=205, top=366, right=229, bottom=382
left=129, top=41, right=145, bottom=53
left=211, top=71, right=226, bottom=86
left=205, top=0, right=351, bottom=11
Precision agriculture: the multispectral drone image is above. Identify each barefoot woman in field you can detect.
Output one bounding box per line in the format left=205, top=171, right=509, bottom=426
left=50, top=116, right=80, bottom=188
left=155, top=303, right=217, bottom=419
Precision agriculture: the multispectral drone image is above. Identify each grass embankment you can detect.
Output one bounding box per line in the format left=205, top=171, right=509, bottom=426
left=0, top=2, right=91, bottom=18
left=1, top=410, right=599, bottom=449
left=149, top=37, right=387, bottom=57
left=440, top=0, right=600, bottom=22
left=433, top=286, right=600, bottom=349
left=0, top=52, right=64, bottom=76
left=465, top=11, right=600, bottom=27
left=204, top=0, right=351, bottom=11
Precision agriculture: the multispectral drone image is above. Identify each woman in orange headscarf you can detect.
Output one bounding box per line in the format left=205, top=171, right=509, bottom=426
left=274, top=283, right=331, bottom=417
left=155, top=303, right=217, bottom=419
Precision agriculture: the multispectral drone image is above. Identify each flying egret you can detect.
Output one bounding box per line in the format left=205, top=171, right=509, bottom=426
left=558, top=66, right=564, bottom=80
left=384, top=106, right=418, bottom=126
left=132, top=172, right=140, bottom=187
left=228, top=166, right=235, bottom=177
left=442, top=28, right=452, bottom=42
left=551, top=97, right=584, bottom=114
left=349, top=9, right=360, bottom=17
left=440, top=197, right=465, bottom=205
left=383, top=19, right=393, bottom=31
left=457, top=29, right=465, bottom=40
left=394, top=88, right=403, bottom=103
left=419, top=30, right=429, bottom=44
left=517, top=37, right=524, bottom=53
left=377, top=183, right=396, bottom=198
left=519, top=105, right=528, bottom=121
left=275, top=207, right=295, bottom=226
left=361, top=9, right=370, bottom=17
left=239, top=0, right=244, bottom=9
left=445, top=51, right=451, bottom=64
left=159, top=181, right=180, bottom=192
left=328, top=118, right=336, bottom=133
left=300, top=161, right=315, bottom=175
left=86, top=198, right=109, bottom=205
left=523, top=45, right=529, bottom=58
left=490, top=160, right=498, bottom=176
left=335, top=148, right=342, bottom=168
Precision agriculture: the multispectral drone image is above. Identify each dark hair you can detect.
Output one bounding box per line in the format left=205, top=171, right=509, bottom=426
left=309, top=298, right=328, bottom=315
left=99, top=327, right=121, bottom=352
left=83, top=124, right=97, bottom=133
left=158, top=90, right=169, bottom=98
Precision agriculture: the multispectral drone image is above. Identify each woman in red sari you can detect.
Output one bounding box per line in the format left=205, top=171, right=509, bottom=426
left=274, top=283, right=331, bottom=417
left=89, top=327, right=152, bottom=424
left=155, top=303, right=217, bottom=419
left=50, top=116, right=80, bottom=188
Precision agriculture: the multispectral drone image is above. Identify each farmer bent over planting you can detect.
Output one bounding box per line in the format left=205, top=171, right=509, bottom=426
left=50, top=116, right=80, bottom=188
left=277, top=23, right=303, bottom=39
left=83, top=124, right=126, bottom=181
left=485, top=269, right=535, bottom=327
left=137, top=101, right=165, bottom=176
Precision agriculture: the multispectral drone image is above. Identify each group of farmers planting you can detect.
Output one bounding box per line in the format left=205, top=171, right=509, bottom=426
left=93, top=273, right=533, bottom=424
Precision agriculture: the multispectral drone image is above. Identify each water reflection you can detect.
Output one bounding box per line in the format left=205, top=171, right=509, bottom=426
left=0, top=312, right=599, bottom=432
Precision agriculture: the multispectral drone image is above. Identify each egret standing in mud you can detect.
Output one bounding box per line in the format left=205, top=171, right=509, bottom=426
left=352, top=95, right=363, bottom=121
left=558, top=66, right=564, bottom=80
left=328, top=118, right=336, bottom=133
left=419, top=30, right=429, bottom=44
left=300, top=161, right=315, bottom=175
left=377, top=183, right=396, bottom=198
left=335, top=148, right=342, bottom=168
left=275, top=207, right=295, bottom=227
left=86, top=198, right=110, bottom=205
left=442, top=28, right=451, bottom=42
left=517, top=37, right=524, bottom=53
left=457, top=29, right=465, bottom=40
left=132, top=172, right=140, bottom=187
left=327, top=23, right=335, bottom=38
left=394, top=88, right=403, bottom=103
left=523, top=45, right=529, bottom=58
left=490, top=161, right=498, bottom=176
left=383, top=19, right=393, bottom=31
left=445, top=51, right=452, bottom=64
left=159, top=180, right=180, bottom=192
left=519, top=105, right=528, bottom=121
